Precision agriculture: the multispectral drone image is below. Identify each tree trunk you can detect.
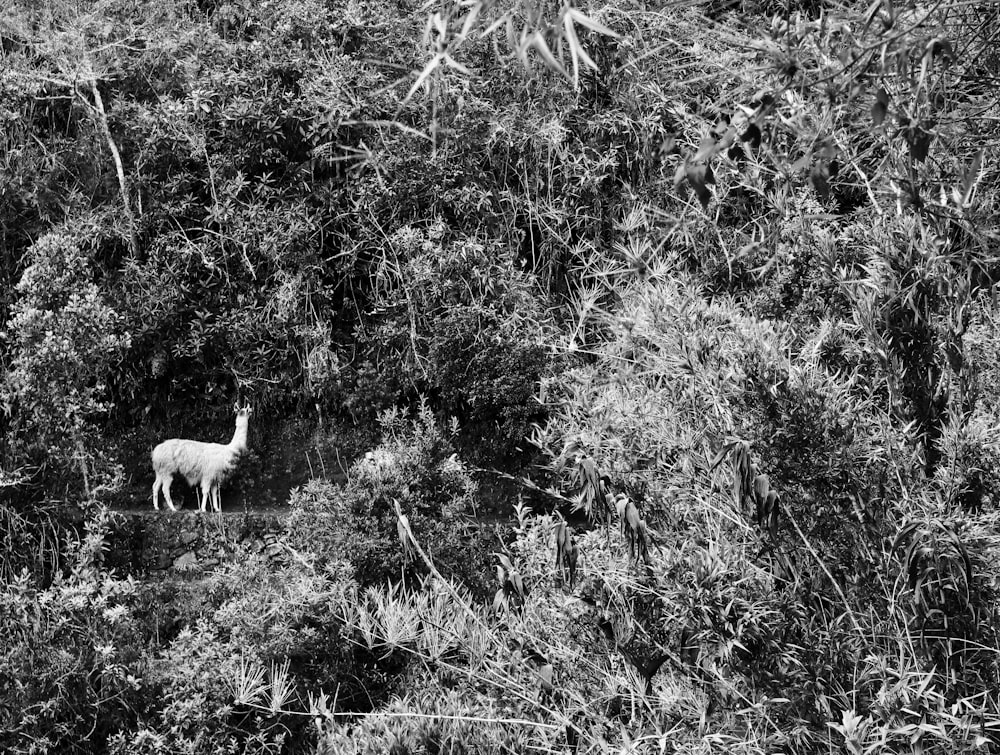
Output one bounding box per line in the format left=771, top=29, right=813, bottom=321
left=81, top=52, right=140, bottom=257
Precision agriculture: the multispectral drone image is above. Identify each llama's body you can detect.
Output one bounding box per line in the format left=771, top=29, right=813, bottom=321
left=152, top=406, right=251, bottom=512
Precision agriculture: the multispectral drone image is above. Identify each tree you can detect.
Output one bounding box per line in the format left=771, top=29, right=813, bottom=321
left=3, top=232, right=131, bottom=497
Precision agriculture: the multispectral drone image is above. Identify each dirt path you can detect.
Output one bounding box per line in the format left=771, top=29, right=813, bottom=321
left=112, top=506, right=291, bottom=518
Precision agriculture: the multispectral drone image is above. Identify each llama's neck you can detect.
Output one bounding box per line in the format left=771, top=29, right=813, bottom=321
left=229, top=415, right=249, bottom=452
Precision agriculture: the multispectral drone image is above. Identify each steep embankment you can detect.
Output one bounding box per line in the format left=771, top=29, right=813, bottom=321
left=104, top=509, right=289, bottom=577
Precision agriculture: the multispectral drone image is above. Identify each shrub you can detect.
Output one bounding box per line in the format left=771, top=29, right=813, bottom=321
left=357, top=223, right=553, bottom=460
left=0, top=509, right=146, bottom=753
left=121, top=555, right=361, bottom=755
left=286, top=406, right=496, bottom=597
left=2, top=232, right=131, bottom=497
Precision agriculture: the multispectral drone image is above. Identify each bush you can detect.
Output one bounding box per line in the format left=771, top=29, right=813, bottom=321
left=286, top=406, right=496, bottom=597
left=2, top=232, right=131, bottom=497
left=0, top=509, right=146, bottom=753
left=119, top=555, right=362, bottom=755
left=356, top=223, right=553, bottom=460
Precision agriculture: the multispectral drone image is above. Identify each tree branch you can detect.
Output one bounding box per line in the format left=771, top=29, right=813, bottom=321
left=80, top=51, right=140, bottom=256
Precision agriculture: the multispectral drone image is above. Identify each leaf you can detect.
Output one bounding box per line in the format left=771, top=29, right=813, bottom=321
left=750, top=90, right=774, bottom=109
left=907, top=126, right=931, bottom=162
left=562, top=15, right=582, bottom=84
left=458, top=1, right=482, bottom=41
left=716, top=126, right=737, bottom=153
left=741, top=122, right=761, bottom=148
left=939, top=526, right=972, bottom=601
left=710, top=114, right=730, bottom=140
left=537, top=663, right=554, bottom=696
left=693, top=135, right=717, bottom=162
left=871, top=87, right=889, bottom=126
left=441, top=53, right=471, bottom=75
left=511, top=570, right=526, bottom=598
left=707, top=445, right=730, bottom=473
left=562, top=12, right=598, bottom=85
left=565, top=8, right=619, bottom=38
left=731, top=442, right=750, bottom=504
left=958, top=148, right=983, bottom=206
left=790, top=153, right=811, bottom=172
left=752, top=473, right=770, bottom=503
left=429, top=11, right=446, bottom=38
left=515, top=24, right=530, bottom=66
left=810, top=163, right=831, bottom=201
left=495, top=552, right=513, bottom=573
left=527, top=32, right=566, bottom=76
left=672, top=161, right=687, bottom=191
left=906, top=547, right=922, bottom=591
left=404, top=53, right=444, bottom=104
left=890, top=521, right=921, bottom=555
left=480, top=14, right=507, bottom=39
left=685, top=162, right=712, bottom=209
left=862, top=0, right=883, bottom=30
left=505, top=17, right=517, bottom=54
left=764, top=490, right=780, bottom=538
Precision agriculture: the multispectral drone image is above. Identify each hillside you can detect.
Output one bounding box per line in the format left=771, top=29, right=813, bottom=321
left=3, top=0, right=1000, bottom=752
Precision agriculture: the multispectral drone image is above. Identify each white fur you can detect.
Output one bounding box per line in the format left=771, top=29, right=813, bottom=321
left=151, top=406, right=252, bottom=512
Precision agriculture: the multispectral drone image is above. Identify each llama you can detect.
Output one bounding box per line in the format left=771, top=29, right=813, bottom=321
left=151, top=404, right=252, bottom=512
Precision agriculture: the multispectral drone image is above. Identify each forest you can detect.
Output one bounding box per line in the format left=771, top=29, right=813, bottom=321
left=2, top=0, right=1000, bottom=752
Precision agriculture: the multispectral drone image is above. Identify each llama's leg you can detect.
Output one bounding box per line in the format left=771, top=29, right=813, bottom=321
left=200, top=480, right=212, bottom=513
left=152, top=477, right=161, bottom=510
left=162, top=476, right=178, bottom=512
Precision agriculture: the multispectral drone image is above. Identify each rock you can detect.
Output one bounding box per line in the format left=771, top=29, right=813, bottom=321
left=173, top=551, right=198, bottom=570
left=264, top=543, right=283, bottom=559
left=180, top=531, right=199, bottom=545
left=249, top=539, right=265, bottom=553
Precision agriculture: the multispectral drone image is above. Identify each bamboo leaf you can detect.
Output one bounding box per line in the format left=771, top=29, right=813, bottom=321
left=442, top=53, right=471, bottom=75
left=563, top=13, right=581, bottom=85
left=404, top=53, right=444, bottom=104
left=890, top=520, right=920, bottom=554
left=871, top=86, right=889, bottom=126
left=563, top=12, right=598, bottom=84
left=458, top=1, right=482, bottom=40
left=529, top=32, right=566, bottom=76
left=566, top=8, right=619, bottom=38
left=505, top=17, right=518, bottom=55
left=707, top=445, right=730, bottom=473
left=693, top=135, right=716, bottom=162
left=753, top=473, right=770, bottom=502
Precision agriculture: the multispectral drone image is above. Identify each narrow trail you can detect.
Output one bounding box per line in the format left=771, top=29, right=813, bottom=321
left=110, top=504, right=292, bottom=517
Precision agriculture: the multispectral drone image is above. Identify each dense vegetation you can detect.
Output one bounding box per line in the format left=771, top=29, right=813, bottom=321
left=3, top=0, right=1000, bottom=751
